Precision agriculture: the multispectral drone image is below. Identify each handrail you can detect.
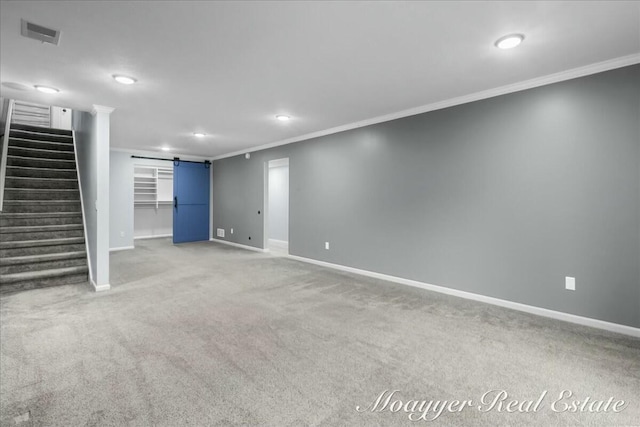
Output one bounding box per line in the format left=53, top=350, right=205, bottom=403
left=0, top=99, right=15, bottom=212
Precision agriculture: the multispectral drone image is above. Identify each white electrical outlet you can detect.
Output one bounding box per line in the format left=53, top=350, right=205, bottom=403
left=230, top=228, right=234, bottom=234
left=120, top=231, right=125, bottom=238
left=217, top=228, right=225, bottom=238
left=565, top=276, right=576, bottom=291
left=325, top=242, right=330, bottom=250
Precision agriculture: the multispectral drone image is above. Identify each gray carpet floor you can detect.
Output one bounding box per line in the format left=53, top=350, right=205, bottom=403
left=1, top=238, right=639, bottom=426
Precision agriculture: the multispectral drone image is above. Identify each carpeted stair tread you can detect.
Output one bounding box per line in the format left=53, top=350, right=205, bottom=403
left=7, top=155, right=77, bottom=169
left=0, top=224, right=83, bottom=234
left=9, top=146, right=76, bottom=160
left=0, top=212, right=83, bottom=227
left=5, top=165, right=77, bottom=180
left=9, top=136, right=74, bottom=148
left=5, top=176, right=77, bottom=182
left=3, top=199, right=81, bottom=204
left=6, top=165, right=76, bottom=172
left=4, top=177, right=78, bottom=190
left=0, top=212, right=82, bottom=218
left=4, top=188, right=80, bottom=200
left=0, top=236, right=84, bottom=249
left=9, top=130, right=73, bottom=143
left=10, top=123, right=72, bottom=136
left=0, top=266, right=88, bottom=284
left=0, top=273, right=87, bottom=294
left=5, top=188, right=78, bottom=192
left=0, top=251, right=86, bottom=266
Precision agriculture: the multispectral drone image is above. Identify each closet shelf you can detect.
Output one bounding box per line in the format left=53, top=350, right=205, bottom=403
left=134, top=165, right=174, bottom=209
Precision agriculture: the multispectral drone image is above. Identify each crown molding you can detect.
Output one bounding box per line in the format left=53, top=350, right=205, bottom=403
left=91, top=104, right=115, bottom=115
left=213, top=53, right=640, bottom=161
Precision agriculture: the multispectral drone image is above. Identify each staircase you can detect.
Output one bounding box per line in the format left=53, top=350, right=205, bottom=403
left=0, top=123, right=88, bottom=294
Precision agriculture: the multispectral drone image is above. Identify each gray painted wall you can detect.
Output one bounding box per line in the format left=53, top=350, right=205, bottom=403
left=109, top=151, right=135, bottom=249
left=212, top=65, right=640, bottom=328
left=268, top=165, right=289, bottom=242
left=72, top=110, right=98, bottom=281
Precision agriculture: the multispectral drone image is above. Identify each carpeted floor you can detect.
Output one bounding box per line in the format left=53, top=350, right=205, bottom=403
left=1, top=238, right=639, bottom=426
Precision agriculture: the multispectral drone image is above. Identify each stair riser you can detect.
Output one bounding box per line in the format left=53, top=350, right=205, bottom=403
left=9, top=131, right=73, bottom=144
left=4, top=189, right=80, bottom=200
left=0, top=243, right=87, bottom=258
left=0, top=257, right=87, bottom=275
left=9, top=138, right=74, bottom=152
left=4, top=177, right=78, bottom=190
left=7, top=156, right=76, bottom=170
left=2, top=202, right=81, bottom=214
left=0, top=215, right=83, bottom=227
left=8, top=146, right=76, bottom=161
left=10, top=124, right=72, bottom=136
left=1, top=229, right=84, bottom=242
left=6, top=166, right=77, bottom=180
left=0, top=273, right=88, bottom=294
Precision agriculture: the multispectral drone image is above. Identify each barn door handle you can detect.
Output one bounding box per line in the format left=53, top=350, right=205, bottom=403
left=174, top=196, right=178, bottom=208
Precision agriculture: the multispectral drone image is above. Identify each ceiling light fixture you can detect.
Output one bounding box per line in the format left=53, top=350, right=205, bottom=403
left=494, top=34, right=525, bottom=50
left=113, top=75, right=137, bottom=85
left=161, top=147, right=171, bottom=151
left=275, top=115, right=290, bottom=122
left=193, top=132, right=206, bottom=137
left=34, top=85, right=59, bottom=94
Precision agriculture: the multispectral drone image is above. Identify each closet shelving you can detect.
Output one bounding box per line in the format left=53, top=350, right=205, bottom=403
left=134, top=166, right=173, bottom=208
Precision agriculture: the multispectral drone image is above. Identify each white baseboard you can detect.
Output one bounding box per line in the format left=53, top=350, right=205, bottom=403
left=286, top=254, right=640, bottom=338
left=90, top=278, right=111, bottom=292
left=109, top=246, right=135, bottom=252
left=210, top=238, right=268, bottom=253
left=134, top=234, right=172, bottom=240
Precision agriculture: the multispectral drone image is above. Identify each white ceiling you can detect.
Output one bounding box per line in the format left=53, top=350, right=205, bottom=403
left=1, top=1, right=639, bottom=158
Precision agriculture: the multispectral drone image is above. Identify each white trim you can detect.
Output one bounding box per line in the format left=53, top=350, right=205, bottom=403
left=0, top=99, right=15, bottom=212
left=72, top=130, right=95, bottom=286
left=90, top=277, right=111, bottom=292
left=109, top=245, right=135, bottom=252
left=91, top=105, right=115, bottom=116
left=134, top=234, right=172, bottom=240
left=210, top=238, right=268, bottom=253
left=286, top=254, right=640, bottom=338
left=213, top=53, right=640, bottom=161
left=268, top=158, right=289, bottom=168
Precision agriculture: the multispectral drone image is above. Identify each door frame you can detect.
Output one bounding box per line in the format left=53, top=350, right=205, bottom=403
left=263, top=157, right=289, bottom=252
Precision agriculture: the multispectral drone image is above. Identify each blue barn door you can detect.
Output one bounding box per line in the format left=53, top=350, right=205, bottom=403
left=173, top=161, right=210, bottom=243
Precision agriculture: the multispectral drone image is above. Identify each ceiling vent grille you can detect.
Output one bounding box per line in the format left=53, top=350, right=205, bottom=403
left=21, top=19, right=61, bottom=45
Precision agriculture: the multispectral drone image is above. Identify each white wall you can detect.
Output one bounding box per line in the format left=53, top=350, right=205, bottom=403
left=73, top=106, right=112, bottom=289
left=268, top=164, right=289, bottom=242
left=73, top=110, right=98, bottom=278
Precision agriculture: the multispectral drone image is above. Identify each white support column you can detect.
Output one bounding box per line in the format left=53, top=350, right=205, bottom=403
left=92, top=105, right=114, bottom=290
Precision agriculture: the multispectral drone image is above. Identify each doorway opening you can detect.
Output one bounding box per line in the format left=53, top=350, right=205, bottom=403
left=264, top=158, right=289, bottom=255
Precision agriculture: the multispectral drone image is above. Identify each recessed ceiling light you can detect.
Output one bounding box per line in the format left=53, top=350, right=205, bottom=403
left=495, top=34, right=525, bottom=50
left=193, top=132, right=206, bottom=137
left=113, top=75, right=137, bottom=85
left=34, top=85, right=59, bottom=94
left=276, top=115, right=290, bottom=122
left=161, top=147, right=171, bottom=151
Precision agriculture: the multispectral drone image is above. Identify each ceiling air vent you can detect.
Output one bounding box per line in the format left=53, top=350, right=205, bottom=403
left=21, top=19, right=61, bottom=45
